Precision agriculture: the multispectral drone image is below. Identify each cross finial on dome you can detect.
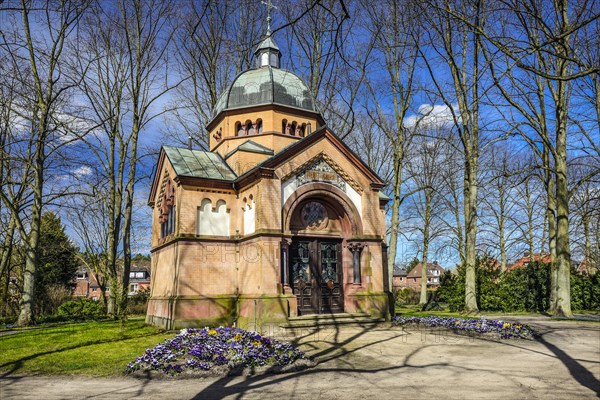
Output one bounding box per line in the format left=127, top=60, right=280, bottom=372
left=261, top=0, right=277, bottom=36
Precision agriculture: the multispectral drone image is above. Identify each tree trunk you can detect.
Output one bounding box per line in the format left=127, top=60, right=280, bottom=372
left=553, top=122, right=572, bottom=318
left=498, top=177, right=507, bottom=273
left=464, top=157, right=479, bottom=313
left=546, top=157, right=558, bottom=312
left=387, top=150, right=403, bottom=308
left=17, top=141, right=44, bottom=326
left=420, top=191, right=432, bottom=305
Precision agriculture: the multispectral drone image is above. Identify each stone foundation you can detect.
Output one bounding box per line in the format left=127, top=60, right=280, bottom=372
left=146, top=291, right=389, bottom=329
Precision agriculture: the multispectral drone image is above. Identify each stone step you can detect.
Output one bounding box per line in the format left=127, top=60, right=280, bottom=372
left=280, top=313, right=385, bottom=329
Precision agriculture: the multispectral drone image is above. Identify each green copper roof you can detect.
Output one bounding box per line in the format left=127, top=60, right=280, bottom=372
left=379, top=191, right=391, bottom=201
left=163, top=146, right=237, bottom=181
left=212, top=66, right=317, bottom=119
left=256, top=36, right=280, bottom=52
left=225, top=140, right=274, bottom=159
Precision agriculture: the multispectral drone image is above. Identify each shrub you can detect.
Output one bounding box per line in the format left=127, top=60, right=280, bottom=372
left=57, top=298, right=105, bottom=321
left=394, top=287, right=420, bottom=305
left=437, top=268, right=464, bottom=311
left=437, top=257, right=599, bottom=313
left=571, top=271, right=600, bottom=311
left=127, top=288, right=150, bottom=315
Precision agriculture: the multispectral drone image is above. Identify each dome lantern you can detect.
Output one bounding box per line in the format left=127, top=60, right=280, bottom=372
left=255, top=0, right=280, bottom=68
left=255, top=36, right=281, bottom=68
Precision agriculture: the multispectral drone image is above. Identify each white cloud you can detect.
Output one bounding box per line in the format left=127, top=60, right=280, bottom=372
left=403, top=104, right=459, bottom=129
left=73, top=166, right=92, bottom=177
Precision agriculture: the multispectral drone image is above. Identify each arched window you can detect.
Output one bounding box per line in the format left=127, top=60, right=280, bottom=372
left=256, top=119, right=263, bottom=134
left=282, top=119, right=288, bottom=134
left=236, top=122, right=243, bottom=136
left=243, top=195, right=255, bottom=235
left=160, top=182, right=176, bottom=238
left=214, top=200, right=229, bottom=236
left=246, top=120, right=254, bottom=135
left=300, top=123, right=307, bottom=137
left=198, top=198, right=229, bottom=236
left=198, top=199, right=212, bottom=235
left=291, top=121, right=297, bottom=136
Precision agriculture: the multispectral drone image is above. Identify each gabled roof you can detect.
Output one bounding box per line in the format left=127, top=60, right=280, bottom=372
left=150, top=127, right=387, bottom=206
left=225, top=140, right=274, bottom=159
left=406, top=262, right=445, bottom=278
left=163, top=146, right=237, bottom=180
left=507, top=253, right=552, bottom=271
left=235, top=126, right=386, bottom=189
left=149, top=146, right=237, bottom=206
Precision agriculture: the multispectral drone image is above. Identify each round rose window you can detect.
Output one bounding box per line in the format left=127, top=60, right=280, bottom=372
left=300, top=201, right=328, bottom=229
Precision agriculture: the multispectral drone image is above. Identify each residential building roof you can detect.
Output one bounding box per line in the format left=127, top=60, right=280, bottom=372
left=406, top=262, right=445, bottom=278
left=507, top=253, right=552, bottom=271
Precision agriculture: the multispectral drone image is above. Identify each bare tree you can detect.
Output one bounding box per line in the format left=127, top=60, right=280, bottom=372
left=467, top=0, right=600, bottom=317
left=512, top=158, right=546, bottom=262
left=360, top=0, right=423, bottom=307
left=420, top=0, right=489, bottom=312
left=281, top=0, right=372, bottom=138
left=0, top=0, right=89, bottom=325
left=167, top=0, right=265, bottom=148
left=406, top=127, right=451, bottom=303
left=346, top=113, right=393, bottom=180
left=569, top=163, right=600, bottom=271
left=71, top=0, right=175, bottom=317
left=478, top=143, right=523, bottom=272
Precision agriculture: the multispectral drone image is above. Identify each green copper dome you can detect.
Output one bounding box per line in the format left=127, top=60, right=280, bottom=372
left=211, top=36, right=318, bottom=120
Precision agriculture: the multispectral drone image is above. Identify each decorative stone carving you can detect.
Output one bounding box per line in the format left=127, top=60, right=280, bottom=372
left=282, top=153, right=364, bottom=194
left=212, top=128, right=222, bottom=142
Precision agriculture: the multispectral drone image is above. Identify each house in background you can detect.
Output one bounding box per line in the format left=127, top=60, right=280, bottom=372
left=393, top=261, right=445, bottom=290
left=72, top=262, right=151, bottom=300
left=507, top=253, right=552, bottom=271
left=507, top=252, right=597, bottom=275
left=73, top=270, right=91, bottom=298
left=128, top=265, right=151, bottom=295
left=392, top=266, right=408, bottom=288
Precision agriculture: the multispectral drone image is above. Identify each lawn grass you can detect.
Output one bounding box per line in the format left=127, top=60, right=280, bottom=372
left=0, top=318, right=173, bottom=376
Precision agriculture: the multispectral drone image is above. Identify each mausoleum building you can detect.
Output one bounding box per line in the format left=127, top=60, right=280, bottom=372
left=146, top=31, right=390, bottom=329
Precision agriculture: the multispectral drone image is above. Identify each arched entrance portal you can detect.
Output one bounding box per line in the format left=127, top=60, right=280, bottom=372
left=290, top=235, right=343, bottom=314
left=283, top=183, right=363, bottom=315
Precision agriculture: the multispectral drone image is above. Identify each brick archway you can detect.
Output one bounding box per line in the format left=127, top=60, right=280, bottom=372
left=282, top=182, right=363, bottom=237
left=282, top=182, right=364, bottom=315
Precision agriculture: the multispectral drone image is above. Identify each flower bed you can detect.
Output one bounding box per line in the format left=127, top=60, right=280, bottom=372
left=126, top=327, right=308, bottom=376
left=392, top=316, right=534, bottom=339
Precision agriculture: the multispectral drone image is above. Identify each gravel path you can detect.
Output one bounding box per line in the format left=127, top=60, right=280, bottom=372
left=1, top=316, right=599, bottom=399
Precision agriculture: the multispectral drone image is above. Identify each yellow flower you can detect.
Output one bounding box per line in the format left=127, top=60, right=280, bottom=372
left=455, top=321, right=460, bottom=325
left=234, top=334, right=243, bottom=341
left=502, top=322, right=511, bottom=329
left=252, top=340, right=262, bottom=347
left=208, top=329, right=218, bottom=335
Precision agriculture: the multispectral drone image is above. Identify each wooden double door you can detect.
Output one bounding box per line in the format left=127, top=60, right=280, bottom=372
left=290, top=239, right=343, bottom=315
